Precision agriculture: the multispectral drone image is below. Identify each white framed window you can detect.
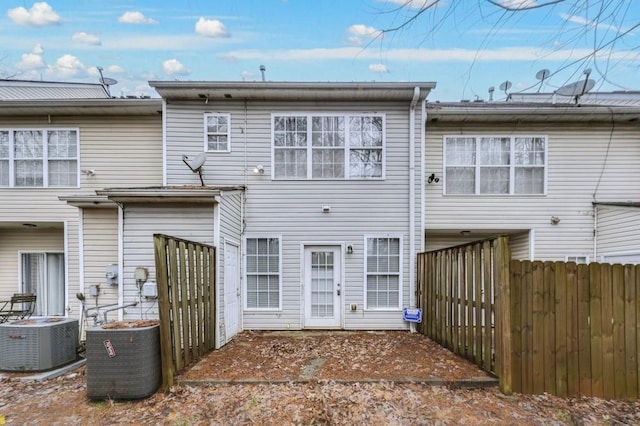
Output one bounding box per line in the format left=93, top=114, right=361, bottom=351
left=565, top=255, right=589, bottom=264
left=272, top=113, right=385, bottom=180
left=365, top=236, right=402, bottom=310
left=204, top=113, right=231, bottom=152
left=20, top=252, right=65, bottom=316
left=0, top=129, right=79, bottom=188
left=444, top=135, right=546, bottom=195
left=244, top=236, right=281, bottom=310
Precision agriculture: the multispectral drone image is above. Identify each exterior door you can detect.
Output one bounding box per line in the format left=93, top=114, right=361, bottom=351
left=224, top=242, right=240, bottom=341
left=304, top=246, right=342, bottom=328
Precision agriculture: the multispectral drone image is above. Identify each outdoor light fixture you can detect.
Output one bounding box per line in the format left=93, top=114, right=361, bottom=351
left=253, top=164, right=264, bottom=174
left=427, top=173, right=440, bottom=184
left=347, top=245, right=354, bottom=254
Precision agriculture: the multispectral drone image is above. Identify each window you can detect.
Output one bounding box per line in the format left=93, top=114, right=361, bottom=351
left=366, top=237, right=401, bottom=309
left=245, top=237, right=280, bottom=309
left=565, top=255, right=589, bottom=264
left=204, top=114, right=230, bottom=152
left=444, top=135, right=546, bottom=195
left=0, top=129, right=79, bottom=188
left=273, top=114, right=384, bottom=179
left=20, top=252, right=65, bottom=316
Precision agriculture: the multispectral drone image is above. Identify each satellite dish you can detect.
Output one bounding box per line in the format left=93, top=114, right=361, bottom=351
left=535, top=69, right=550, bottom=81
left=100, top=77, right=118, bottom=86
left=182, top=153, right=207, bottom=185
left=556, top=79, right=595, bottom=97
left=499, top=80, right=512, bottom=95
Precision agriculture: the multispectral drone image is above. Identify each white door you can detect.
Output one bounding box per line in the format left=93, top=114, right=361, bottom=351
left=224, top=242, right=240, bottom=340
left=304, top=246, right=342, bottom=328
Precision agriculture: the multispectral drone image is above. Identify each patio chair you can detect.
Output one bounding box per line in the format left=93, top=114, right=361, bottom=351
left=0, top=293, right=37, bottom=323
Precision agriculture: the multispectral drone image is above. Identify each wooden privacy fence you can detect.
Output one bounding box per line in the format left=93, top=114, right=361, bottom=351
left=510, top=260, right=640, bottom=400
left=416, top=237, right=510, bottom=379
left=417, top=236, right=640, bottom=400
left=153, top=234, right=217, bottom=390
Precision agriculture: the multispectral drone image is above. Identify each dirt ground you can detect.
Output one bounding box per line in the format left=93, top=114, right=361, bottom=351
left=1, top=330, right=639, bottom=425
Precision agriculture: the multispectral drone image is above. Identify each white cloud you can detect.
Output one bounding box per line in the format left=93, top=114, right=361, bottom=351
left=118, top=11, right=158, bottom=25
left=221, top=46, right=640, bottom=63
left=48, top=54, right=86, bottom=78
left=369, top=63, right=389, bottom=73
left=382, top=0, right=440, bottom=9
left=72, top=32, right=102, bottom=46
left=32, top=43, right=44, bottom=55
left=16, top=53, right=45, bottom=71
left=162, top=59, right=190, bottom=76
left=494, top=0, right=540, bottom=9
left=7, top=2, right=61, bottom=27
left=106, top=65, right=125, bottom=74
left=560, top=13, right=627, bottom=33
left=347, top=24, right=382, bottom=46
left=195, top=17, right=229, bottom=38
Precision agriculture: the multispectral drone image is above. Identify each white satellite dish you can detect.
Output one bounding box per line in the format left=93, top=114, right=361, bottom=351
left=182, top=153, right=207, bottom=185
left=499, top=80, right=512, bottom=95
left=535, top=69, right=550, bottom=81
left=100, top=77, right=118, bottom=86
left=556, top=79, right=595, bottom=97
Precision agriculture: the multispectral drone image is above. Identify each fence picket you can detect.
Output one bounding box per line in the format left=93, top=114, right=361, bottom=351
left=612, top=264, right=626, bottom=399
left=589, top=262, right=604, bottom=398
left=543, top=261, right=556, bottom=395
left=624, top=265, right=638, bottom=400
left=554, top=261, right=568, bottom=397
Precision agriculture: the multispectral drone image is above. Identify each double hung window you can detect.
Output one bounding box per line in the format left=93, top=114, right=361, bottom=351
left=204, top=114, right=231, bottom=152
left=0, top=129, right=79, bottom=187
left=444, top=135, right=546, bottom=195
left=273, top=114, right=384, bottom=179
left=245, top=237, right=281, bottom=309
left=365, top=237, right=401, bottom=309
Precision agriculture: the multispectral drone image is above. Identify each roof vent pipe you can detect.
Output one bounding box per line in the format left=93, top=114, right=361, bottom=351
left=259, top=65, right=266, bottom=82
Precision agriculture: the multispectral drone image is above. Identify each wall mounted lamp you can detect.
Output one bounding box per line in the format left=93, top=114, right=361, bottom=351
left=347, top=245, right=354, bottom=254
left=427, top=173, right=440, bottom=184
left=81, top=169, right=96, bottom=177
left=253, top=164, right=264, bottom=174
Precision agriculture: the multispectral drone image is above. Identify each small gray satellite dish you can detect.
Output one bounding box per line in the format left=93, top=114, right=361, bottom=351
left=100, top=77, right=118, bottom=86
left=535, top=69, right=550, bottom=81
left=182, top=153, right=207, bottom=185
left=556, top=79, right=595, bottom=97
left=499, top=80, right=512, bottom=94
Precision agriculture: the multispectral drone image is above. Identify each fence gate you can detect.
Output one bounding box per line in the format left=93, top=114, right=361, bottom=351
left=153, top=233, right=217, bottom=390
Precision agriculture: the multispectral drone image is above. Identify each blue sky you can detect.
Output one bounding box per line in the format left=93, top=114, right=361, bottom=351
left=1, top=0, right=638, bottom=101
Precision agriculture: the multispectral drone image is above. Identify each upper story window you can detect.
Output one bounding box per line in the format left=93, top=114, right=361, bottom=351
left=444, top=135, right=546, bottom=195
left=272, top=114, right=385, bottom=180
left=0, top=129, right=78, bottom=188
left=204, top=113, right=231, bottom=152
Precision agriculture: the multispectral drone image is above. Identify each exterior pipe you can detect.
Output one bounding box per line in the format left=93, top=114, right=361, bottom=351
left=409, top=87, right=420, bottom=332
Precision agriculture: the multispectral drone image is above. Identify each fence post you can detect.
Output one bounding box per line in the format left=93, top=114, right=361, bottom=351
left=494, top=236, right=512, bottom=394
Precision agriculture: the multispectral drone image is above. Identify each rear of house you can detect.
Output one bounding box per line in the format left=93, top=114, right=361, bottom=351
left=150, top=81, right=435, bottom=340
left=424, top=97, right=640, bottom=262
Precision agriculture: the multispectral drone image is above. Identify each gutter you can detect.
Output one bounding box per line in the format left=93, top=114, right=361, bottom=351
left=409, top=87, right=420, bottom=331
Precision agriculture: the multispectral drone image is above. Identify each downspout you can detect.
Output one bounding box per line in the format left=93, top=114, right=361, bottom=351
left=409, top=87, right=420, bottom=332
left=117, top=204, right=124, bottom=320
left=161, top=99, right=167, bottom=186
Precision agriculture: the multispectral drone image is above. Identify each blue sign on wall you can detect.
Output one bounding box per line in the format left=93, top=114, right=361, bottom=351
left=402, top=307, right=422, bottom=323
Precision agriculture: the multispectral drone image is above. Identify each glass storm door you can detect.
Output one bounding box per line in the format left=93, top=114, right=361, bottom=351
left=304, top=246, right=341, bottom=328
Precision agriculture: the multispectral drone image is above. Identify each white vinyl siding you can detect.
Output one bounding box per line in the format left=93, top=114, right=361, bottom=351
left=365, top=236, right=401, bottom=310
left=427, top=122, right=640, bottom=261
left=244, top=236, right=281, bottom=310
left=0, top=129, right=79, bottom=188
left=444, top=135, right=546, bottom=195
left=204, top=113, right=231, bottom=152
left=596, top=205, right=640, bottom=263
left=163, top=100, right=421, bottom=330
left=272, top=114, right=385, bottom=180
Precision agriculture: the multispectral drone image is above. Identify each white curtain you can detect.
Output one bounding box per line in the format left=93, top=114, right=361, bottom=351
left=21, top=253, right=65, bottom=316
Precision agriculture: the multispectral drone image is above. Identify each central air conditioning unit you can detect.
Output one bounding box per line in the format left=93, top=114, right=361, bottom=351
left=85, top=322, right=161, bottom=400
left=0, top=317, right=79, bottom=371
